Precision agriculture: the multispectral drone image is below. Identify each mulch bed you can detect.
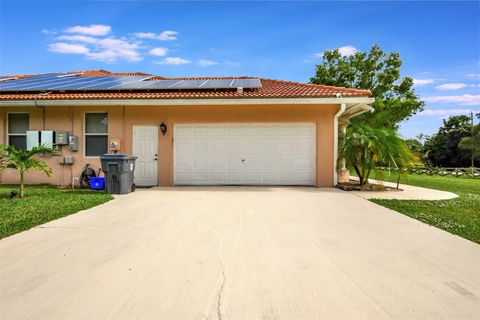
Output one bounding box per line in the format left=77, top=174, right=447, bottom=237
left=336, top=179, right=402, bottom=192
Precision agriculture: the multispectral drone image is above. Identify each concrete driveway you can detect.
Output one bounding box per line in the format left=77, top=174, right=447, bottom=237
left=1, top=187, right=479, bottom=320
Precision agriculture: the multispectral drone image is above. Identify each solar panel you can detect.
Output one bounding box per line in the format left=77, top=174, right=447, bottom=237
left=231, top=79, right=262, bottom=88
left=200, top=80, right=236, bottom=89
left=0, top=73, right=62, bottom=89
left=0, top=76, right=263, bottom=91
left=11, top=75, right=90, bottom=90
left=44, top=76, right=107, bottom=89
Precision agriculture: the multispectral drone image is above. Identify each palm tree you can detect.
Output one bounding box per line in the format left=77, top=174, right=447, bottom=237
left=339, top=122, right=415, bottom=187
left=0, top=144, right=54, bottom=198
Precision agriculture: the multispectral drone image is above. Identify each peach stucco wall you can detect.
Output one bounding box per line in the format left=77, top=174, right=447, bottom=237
left=0, top=104, right=338, bottom=187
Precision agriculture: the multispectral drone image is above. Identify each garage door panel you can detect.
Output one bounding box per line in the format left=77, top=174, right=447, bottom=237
left=193, top=142, right=209, bottom=153
left=209, top=172, right=226, bottom=182
left=208, top=141, right=225, bottom=153
left=296, top=125, right=316, bottom=135
left=175, top=141, right=192, bottom=154
left=226, top=173, right=243, bottom=184
left=208, top=158, right=226, bottom=169
left=227, top=126, right=246, bottom=136
left=192, top=158, right=208, bottom=170
left=208, top=126, right=226, bottom=136
left=225, top=142, right=243, bottom=154
left=192, top=127, right=209, bottom=136
left=175, top=127, right=192, bottom=136
left=175, top=172, right=191, bottom=184
left=175, top=158, right=191, bottom=170
left=295, top=141, right=315, bottom=153
left=174, top=124, right=315, bottom=186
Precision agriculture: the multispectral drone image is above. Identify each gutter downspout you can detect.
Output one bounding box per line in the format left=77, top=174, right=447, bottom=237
left=333, top=102, right=346, bottom=186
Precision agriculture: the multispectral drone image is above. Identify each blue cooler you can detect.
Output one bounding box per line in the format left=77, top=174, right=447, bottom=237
left=89, top=177, right=105, bottom=190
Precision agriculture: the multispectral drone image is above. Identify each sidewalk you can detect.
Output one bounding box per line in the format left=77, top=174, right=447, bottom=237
left=348, top=177, right=458, bottom=200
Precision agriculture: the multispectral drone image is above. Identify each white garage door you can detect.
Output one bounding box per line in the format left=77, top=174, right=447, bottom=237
left=174, top=124, right=316, bottom=185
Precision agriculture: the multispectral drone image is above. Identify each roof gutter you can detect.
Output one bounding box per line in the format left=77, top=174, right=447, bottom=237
left=332, top=102, right=375, bottom=186
left=333, top=103, right=347, bottom=186
left=0, top=97, right=375, bottom=107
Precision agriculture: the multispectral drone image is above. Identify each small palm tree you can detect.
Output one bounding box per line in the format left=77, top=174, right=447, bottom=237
left=339, top=122, right=414, bottom=187
left=0, top=144, right=54, bottom=198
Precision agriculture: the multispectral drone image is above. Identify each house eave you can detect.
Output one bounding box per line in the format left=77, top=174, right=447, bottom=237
left=0, top=96, right=375, bottom=107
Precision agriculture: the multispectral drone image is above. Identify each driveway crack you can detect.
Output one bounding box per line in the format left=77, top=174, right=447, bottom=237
left=216, top=270, right=226, bottom=320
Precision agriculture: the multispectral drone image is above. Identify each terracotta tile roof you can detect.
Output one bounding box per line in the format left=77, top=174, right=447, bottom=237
left=0, top=70, right=371, bottom=100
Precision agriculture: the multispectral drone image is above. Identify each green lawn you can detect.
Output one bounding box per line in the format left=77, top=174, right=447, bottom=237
left=370, top=173, right=480, bottom=244
left=0, top=185, right=113, bottom=239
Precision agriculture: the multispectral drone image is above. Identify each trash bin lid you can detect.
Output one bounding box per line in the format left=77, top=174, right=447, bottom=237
left=100, top=154, right=137, bottom=160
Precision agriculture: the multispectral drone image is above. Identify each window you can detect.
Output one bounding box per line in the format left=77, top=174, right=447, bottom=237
left=85, top=113, right=108, bottom=157
left=8, top=113, right=29, bottom=150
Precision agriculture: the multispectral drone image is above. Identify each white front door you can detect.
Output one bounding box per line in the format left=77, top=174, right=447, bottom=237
left=133, top=126, right=158, bottom=186
left=174, top=124, right=316, bottom=185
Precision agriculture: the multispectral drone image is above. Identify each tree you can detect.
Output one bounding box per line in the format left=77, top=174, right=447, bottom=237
left=424, top=115, right=473, bottom=167
left=0, top=144, right=54, bottom=198
left=311, top=45, right=422, bottom=185
left=404, top=138, right=425, bottom=165
left=339, top=123, right=415, bottom=186
left=458, top=113, right=480, bottom=166
left=310, top=44, right=424, bottom=129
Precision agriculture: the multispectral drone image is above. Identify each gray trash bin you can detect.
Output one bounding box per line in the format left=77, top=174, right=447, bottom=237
left=100, top=154, right=137, bottom=194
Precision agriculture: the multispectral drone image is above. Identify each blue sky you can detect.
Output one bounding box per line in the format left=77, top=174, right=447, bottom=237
left=0, top=1, right=479, bottom=138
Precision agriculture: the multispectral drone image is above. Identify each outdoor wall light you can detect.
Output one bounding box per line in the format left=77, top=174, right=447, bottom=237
left=160, top=122, right=168, bottom=135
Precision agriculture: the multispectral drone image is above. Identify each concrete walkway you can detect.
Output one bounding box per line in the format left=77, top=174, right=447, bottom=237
left=349, top=177, right=458, bottom=200
left=1, top=187, right=479, bottom=319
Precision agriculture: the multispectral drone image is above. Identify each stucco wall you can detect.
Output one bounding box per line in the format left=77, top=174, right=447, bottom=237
left=0, top=103, right=337, bottom=187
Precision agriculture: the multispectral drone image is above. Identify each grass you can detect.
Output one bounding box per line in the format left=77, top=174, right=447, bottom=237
left=370, top=173, right=480, bottom=244
left=0, top=185, right=113, bottom=239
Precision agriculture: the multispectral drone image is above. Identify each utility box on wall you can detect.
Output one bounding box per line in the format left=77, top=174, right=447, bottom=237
left=56, top=131, right=70, bottom=145
left=26, top=131, right=40, bottom=151
left=58, top=156, right=74, bottom=165
left=41, top=131, right=55, bottom=148
left=69, top=135, right=79, bottom=151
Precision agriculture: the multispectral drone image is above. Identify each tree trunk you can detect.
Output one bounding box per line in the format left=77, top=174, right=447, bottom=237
left=353, top=165, right=363, bottom=185
left=19, top=171, right=24, bottom=198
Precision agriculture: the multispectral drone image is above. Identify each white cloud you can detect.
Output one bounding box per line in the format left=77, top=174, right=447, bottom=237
left=41, top=28, right=58, bottom=35
left=338, top=45, right=358, bottom=57
left=155, top=57, right=191, bottom=65
left=50, top=32, right=141, bottom=62
left=435, top=83, right=468, bottom=90
left=46, top=25, right=183, bottom=63
left=149, top=47, right=168, bottom=56
left=86, top=38, right=141, bottom=62
left=56, top=35, right=98, bottom=44
left=65, top=24, right=111, bottom=36
left=134, top=31, right=178, bottom=41
left=198, top=59, right=218, bottom=67
left=423, top=94, right=480, bottom=106
left=413, top=78, right=436, bottom=86
left=418, top=108, right=478, bottom=118
left=48, top=42, right=90, bottom=54
left=466, top=73, right=480, bottom=78
left=313, top=45, right=358, bottom=59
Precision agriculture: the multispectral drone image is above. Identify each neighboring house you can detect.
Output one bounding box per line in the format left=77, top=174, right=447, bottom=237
left=0, top=70, right=373, bottom=187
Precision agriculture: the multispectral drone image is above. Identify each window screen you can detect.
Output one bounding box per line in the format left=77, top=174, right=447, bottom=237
left=85, top=113, right=108, bottom=156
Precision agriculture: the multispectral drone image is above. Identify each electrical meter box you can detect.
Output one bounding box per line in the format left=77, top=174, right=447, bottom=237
left=69, top=135, right=79, bottom=151
left=41, top=131, right=55, bottom=148
left=26, top=131, right=40, bottom=151
left=58, top=156, right=74, bottom=165
left=56, top=131, right=69, bottom=145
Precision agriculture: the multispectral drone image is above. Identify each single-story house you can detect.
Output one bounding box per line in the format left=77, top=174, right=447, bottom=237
left=0, top=70, right=373, bottom=187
